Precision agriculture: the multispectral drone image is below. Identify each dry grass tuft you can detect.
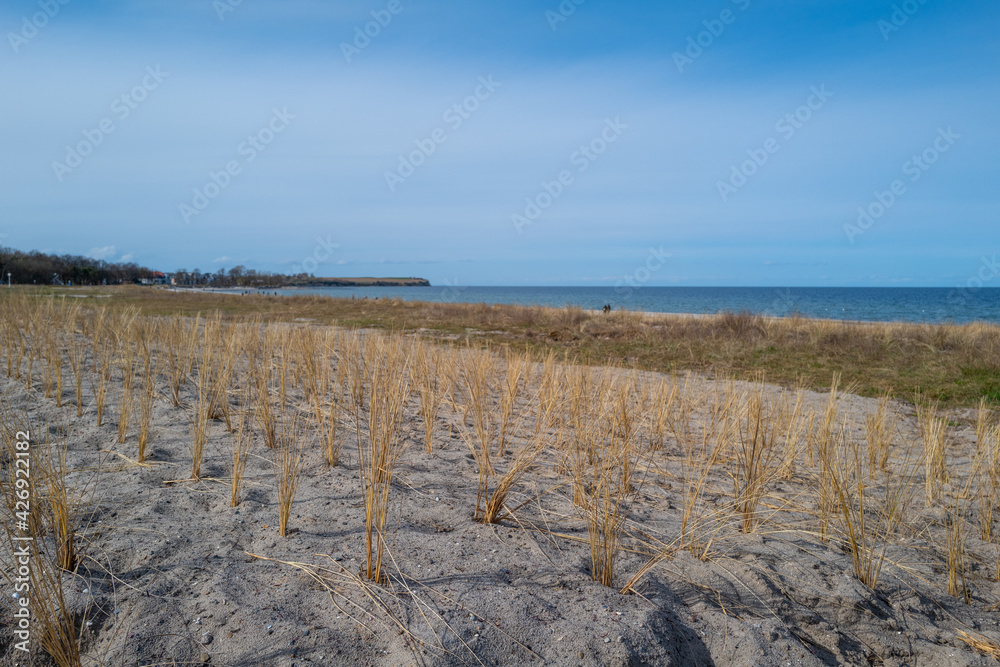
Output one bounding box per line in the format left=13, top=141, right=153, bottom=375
left=497, top=348, right=527, bottom=457
left=231, top=382, right=253, bottom=507
left=582, top=417, right=634, bottom=588
left=135, top=329, right=157, bottom=463
left=733, top=385, right=781, bottom=534
left=574, top=382, right=637, bottom=588
left=481, top=427, right=545, bottom=524
left=254, top=363, right=278, bottom=450
left=460, top=347, right=498, bottom=519
left=0, top=415, right=85, bottom=667
left=825, top=426, right=919, bottom=590
left=323, top=361, right=347, bottom=467
left=24, top=546, right=84, bottom=667
left=815, top=373, right=841, bottom=541
left=778, top=388, right=806, bottom=480
left=865, top=392, right=896, bottom=474
left=920, top=405, right=948, bottom=506
left=37, top=433, right=81, bottom=572
left=273, top=413, right=306, bottom=537
left=413, top=342, right=445, bottom=455
left=946, top=498, right=971, bottom=602
left=66, top=334, right=86, bottom=418
left=957, top=629, right=1000, bottom=660
left=354, top=334, right=411, bottom=583
left=190, top=344, right=212, bottom=480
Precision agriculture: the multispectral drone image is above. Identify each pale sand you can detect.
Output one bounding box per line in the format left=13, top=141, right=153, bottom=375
left=1, top=326, right=998, bottom=666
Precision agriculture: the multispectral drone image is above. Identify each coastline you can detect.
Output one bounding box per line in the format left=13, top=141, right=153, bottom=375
left=158, top=285, right=998, bottom=326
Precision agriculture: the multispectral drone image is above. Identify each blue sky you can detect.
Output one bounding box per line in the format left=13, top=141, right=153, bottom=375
left=1, top=0, right=997, bottom=286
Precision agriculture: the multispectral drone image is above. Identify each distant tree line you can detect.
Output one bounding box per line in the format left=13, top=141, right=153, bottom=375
left=0, top=247, right=158, bottom=285
left=0, top=247, right=357, bottom=288
left=174, top=266, right=310, bottom=287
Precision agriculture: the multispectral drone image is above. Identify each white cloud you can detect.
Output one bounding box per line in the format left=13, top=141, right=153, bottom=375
left=213, top=256, right=230, bottom=264
left=120, top=253, right=134, bottom=262
left=88, top=245, right=117, bottom=260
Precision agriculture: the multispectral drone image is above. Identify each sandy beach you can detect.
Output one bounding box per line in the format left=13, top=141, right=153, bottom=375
left=1, top=296, right=999, bottom=666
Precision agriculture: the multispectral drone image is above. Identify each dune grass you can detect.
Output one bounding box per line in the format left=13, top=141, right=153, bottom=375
left=22, top=285, right=1000, bottom=409
left=5, top=288, right=1000, bottom=664
left=353, top=333, right=411, bottom=583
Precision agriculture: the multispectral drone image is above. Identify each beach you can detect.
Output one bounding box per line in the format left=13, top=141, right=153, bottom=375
left=2, top=292, right=1000, bottom=665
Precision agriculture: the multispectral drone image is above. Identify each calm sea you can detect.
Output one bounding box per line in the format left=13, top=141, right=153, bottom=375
left=241, top=286, right=1000, bottom=325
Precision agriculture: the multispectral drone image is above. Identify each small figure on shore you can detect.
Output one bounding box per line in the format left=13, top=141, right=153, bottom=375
left=602, top=304, right=612, bottom=314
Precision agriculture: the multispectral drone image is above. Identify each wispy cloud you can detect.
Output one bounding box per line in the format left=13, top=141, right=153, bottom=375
left=88, top=246, right=117, bottom=260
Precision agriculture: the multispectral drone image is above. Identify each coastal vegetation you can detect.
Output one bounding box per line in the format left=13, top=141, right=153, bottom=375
left=32, top=285, right=1000, bottom=409
left=2, top=286, right=1000, bottom=664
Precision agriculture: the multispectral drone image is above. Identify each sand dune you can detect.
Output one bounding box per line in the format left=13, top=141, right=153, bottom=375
left=2, top=302, right=999, bottom=666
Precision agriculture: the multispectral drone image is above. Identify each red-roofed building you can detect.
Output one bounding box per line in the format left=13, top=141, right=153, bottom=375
left=139, top=271, right=168, bottom=285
